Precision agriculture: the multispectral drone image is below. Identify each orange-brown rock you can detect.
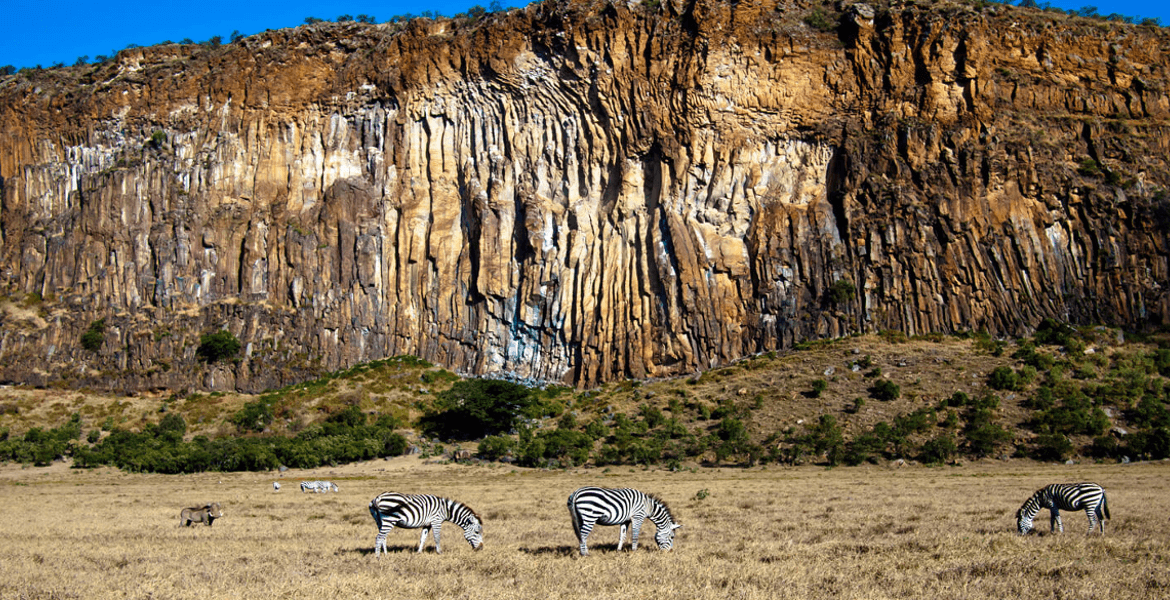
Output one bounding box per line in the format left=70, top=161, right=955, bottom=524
left=0, top=1, right=1168, bottom=391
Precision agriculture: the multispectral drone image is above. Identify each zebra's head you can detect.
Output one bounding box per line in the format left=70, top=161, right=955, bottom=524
left=463, top=516, right=484, bottom=550
left=1016, top=508, right=1035, bottom=535
left=655, top=522, right=682, bottom=550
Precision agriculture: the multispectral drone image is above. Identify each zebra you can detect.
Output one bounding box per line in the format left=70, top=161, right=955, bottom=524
left=1016, top=482, right=1110, bottom=534
left=300, top=480, right=338, bottom=493
left=368, top=492, right=483, bottom=555
left=567, top=486, right=682, bottom=556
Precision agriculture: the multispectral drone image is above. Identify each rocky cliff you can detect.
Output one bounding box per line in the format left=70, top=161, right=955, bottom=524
left=1, top=0, right=1168, bottom=392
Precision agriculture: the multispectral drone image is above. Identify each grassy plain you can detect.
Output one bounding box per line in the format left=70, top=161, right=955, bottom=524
left=0, top=458, right=1166, bottom=600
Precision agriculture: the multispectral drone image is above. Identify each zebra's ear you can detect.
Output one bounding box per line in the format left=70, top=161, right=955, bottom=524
left=672, top=523, right=682, bottom=530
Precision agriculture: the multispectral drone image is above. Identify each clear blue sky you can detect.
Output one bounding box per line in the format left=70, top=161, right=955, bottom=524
left=2, top=1, right=1167, bottom=69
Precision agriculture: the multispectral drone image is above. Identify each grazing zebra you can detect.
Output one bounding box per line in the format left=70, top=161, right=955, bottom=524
left=300, top=480, right=338, bottom=493
left=368, top=492, right=483, bottom=555
left=567, top=487, right=682, bottom=556
left=1016, top=482, right=1110, bottom=534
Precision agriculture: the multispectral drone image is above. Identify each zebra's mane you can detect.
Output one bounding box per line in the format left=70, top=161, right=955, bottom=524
left=451, top=497, right=481, bottom=523
left=647, top=493, right=675, bottom=523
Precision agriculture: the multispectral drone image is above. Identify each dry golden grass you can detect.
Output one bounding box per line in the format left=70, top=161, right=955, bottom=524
left=0, top=458, right=1166, bottom=599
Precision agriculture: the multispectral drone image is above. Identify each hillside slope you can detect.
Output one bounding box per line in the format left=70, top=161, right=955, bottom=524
left=2, top=326, right=1167, bottom=469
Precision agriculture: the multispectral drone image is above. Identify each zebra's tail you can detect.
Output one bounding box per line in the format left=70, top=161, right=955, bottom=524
left=1101, top=491, right=1110, bottom=521
left=567, top=494, right=583, bottom=544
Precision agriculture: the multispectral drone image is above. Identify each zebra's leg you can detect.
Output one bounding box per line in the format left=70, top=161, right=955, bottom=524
left=1051, top=508, right=1063, bottom=533
left=578, top=519, right=594, bottom=556
left=1085, top=508, right=1099, bottom=534
left=433, top=522, right=443, bottom=554
left=617, top=523, right=627, bottom=551
left=417, top=527, right=430, bottom=553
left=629, top=515, right=645, bottom=551
left=375, top=524, right=395, bottom=556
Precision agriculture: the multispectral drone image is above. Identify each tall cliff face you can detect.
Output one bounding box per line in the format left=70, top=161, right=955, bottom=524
left=1, top=0, right=1168, bottom=391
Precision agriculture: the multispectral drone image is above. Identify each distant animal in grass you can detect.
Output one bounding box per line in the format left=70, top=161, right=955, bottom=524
left=180, top=503, right=224, bottom=527
left=300, top=480, right=338, bottom=493
left=273, top=482, right=281, bottom=491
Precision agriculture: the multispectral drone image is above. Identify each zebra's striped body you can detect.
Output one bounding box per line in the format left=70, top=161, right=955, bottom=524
left=300, top=480, right=338, bottom=493
left=1016, top=482, right=1110, bottom=534
left=368, top=492, right=483, bottom=555
left=567, top=487, right=681, bottom=556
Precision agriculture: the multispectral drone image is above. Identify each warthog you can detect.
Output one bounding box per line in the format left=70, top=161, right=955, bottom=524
left=180, top=502, right=224, bottom=527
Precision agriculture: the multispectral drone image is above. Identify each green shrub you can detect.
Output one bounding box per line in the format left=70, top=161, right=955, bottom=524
left=477, top=435, right=516, bottom=461
left=973, top=331, right=1005, bottom=356
left=894, top=407, right=935, bottom=436
left=1032, top=434, right=1074, bottom=461
left=963, top=409, right=1012, bottom=458
left=1128, top=395, right=1170, bottom=429
left=879, top=330, right=909, bottom=344
left=86, top=430, right=101, bottom=444
left=532, top=429, right=593, bottom=466
left=987, top=367, right=1021, bottom=391
left=230, top=399, right=274, bottom=433
left=844, top=433, right=885, bottom=466
left=1125, top=427, right=1170, bottom=460
left=827, top=279, right=855, bottom=305
left=1088, top=435, right=1120, bottom=459
left=1031, top=394, right=1110, bottom=436
left=713, top=417, right=750, bottom=463
left=919, top=435, right=958, bottom=464
left=639, top=404, right=665, bottom=428
left=869, top=379, right=901, bottom=401
left=808, top=379, right=828, bottom=398
left=1034, top=318, right=1078, bottom=347
left=158, top=412, right=187, bottom=437
left=557, top=412, right=578, bottom=430
left=81, top=319, right=106, bottom=352
left=803, top=7, right=839, bottom=32
left=1012, top=342, right=1055, bottom=370
left=420, top=369, right=459, bottom=385
left=197, top=330, right=241, bottom=363
left=805, top=415, right=845, bottom=466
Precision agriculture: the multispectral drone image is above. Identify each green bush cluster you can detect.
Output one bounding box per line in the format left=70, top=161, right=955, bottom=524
left=71, top=406, right=406, bottom=473
left=0, top=413, right=82, bottom=466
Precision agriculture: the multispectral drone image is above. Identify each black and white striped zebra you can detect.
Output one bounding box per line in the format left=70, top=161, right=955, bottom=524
left=368, top=492, right=484, bottom=555
left=1016, top=482, right=1110, bottom=534
left=300, top=480, right=338, bottom=493
left=567, top=486, right=682, bottom=556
